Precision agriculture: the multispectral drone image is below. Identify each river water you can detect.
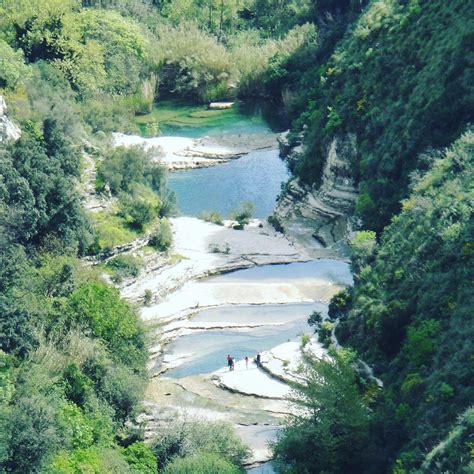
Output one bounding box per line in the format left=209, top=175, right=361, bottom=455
left=141, top=100, right=289, bottom=218
left=145, top=102, right=350, bottom=472
left=168, top=149, right=290, bottom=218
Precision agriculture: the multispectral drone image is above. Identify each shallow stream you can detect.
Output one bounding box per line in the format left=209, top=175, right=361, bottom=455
left=143, top=102, right=351, bottom=471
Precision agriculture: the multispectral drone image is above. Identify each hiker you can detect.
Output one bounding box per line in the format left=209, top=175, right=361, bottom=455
left=245, top=356, right=249, bottom=369
left=227, top=354, right=232, bottom=371
left=256, top=352, right=261, bottom=368
left=230, top=356, right=235, bottom=371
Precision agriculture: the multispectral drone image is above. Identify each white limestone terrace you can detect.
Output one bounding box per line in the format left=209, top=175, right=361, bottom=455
left=121, top=216, right=313, bottom=307
left=213, top=338, right=327, bottom=397
left=113, top=132, right=246, bottom=169
left=213, top=358, right=291, bottom=399
left=120, top=215, right=352, bottom=466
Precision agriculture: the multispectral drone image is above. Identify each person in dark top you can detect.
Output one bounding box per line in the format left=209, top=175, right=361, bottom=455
left=256, top=352, right=261, bottom=368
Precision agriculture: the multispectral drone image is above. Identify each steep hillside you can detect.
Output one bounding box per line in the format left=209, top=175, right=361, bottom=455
left=273, top=0, right=473, bottom=233
left=337, top=132, right=473, bottom=471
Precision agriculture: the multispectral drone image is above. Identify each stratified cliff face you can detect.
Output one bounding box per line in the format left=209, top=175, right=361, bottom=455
left=274, top=133, right=358, bottom=252
left=0, top=96, right=21, bottom=143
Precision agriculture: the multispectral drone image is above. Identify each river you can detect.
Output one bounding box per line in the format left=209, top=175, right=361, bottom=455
left=135, top=101, right=351, bottom=470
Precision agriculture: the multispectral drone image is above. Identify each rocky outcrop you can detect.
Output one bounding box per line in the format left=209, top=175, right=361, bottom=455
left=274, top=133, right=358, bottom=252
left=0, top=96, right=21, bottom=143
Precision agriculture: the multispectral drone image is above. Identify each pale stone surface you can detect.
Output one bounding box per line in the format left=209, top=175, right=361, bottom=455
left=260, top=338, right=328, bottom=384
left=214, top=359, right=291, bottom=399
left=209, top=102, right=234, bottom=109
left=121, top=216, right=310, bottom=308
left=0, top=96, right=21, bottom=143
left=113, top=133, right=244, bottom=169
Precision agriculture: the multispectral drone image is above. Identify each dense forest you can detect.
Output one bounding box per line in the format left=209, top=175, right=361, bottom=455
left=0, top=0, right=472, bottom=472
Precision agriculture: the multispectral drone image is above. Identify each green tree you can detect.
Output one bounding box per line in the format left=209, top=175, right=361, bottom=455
left=272, top=355, right=371, bottom=473
left=0, top=40, right=31, bottom=89
left=148, top=219, right=172, bottom=251
left=123, top=441, right=156, bottom=473
left=66, top=281, right=146, bottom=370
left=164, top=451, right=240, bottom=474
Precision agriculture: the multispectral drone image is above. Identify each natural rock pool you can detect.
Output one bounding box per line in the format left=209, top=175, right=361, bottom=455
left=159, top=259, right=352, bottom=378
left=168, top=149, right=290, bottom=218
left=141, top=100, right=290, bottom=218
left=162, top=303, right=320, bottom=378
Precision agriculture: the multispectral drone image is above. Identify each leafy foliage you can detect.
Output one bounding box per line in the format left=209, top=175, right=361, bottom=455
left=151, top=418, right=249, bottom=471
left=273, top=354, right=372, bottom=473
left=148, top=219, right=173, bottom=251
left=337, top=132, right=474, bottom=471
left=272, top=0, right=473, bottom=232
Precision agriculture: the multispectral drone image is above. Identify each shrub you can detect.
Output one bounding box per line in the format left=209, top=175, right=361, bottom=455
left=66, top=281, right=147, bottom=370
left=201, top=210, right=223, bottom=226
left=318, top=320, right=334, bottom=347
left=267, top=214, right=285, bottom=233
left=143, top=289, right=152, bottom=306
left=97, top=146, right=165, bottom=195
left=149, top=219, right=172, bottom=251
left=106, top=254, right=142, bottom=283
left=308, top=310, right=322, bottom=329
left=119, top=194, right=157, bottom=230
left=231, top=201, right=255, bottom=228
left=123, top=442, right=156, bottom=473
left=0, top=39, right=31, bottom=89
left=164, top=451, right=241, bottom=474
left=151, top=418, right=249, bottom=471
left=301, top=333, right=311, bottom=348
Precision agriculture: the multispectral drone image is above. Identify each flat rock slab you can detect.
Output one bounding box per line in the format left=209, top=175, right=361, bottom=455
left=209, top=102, right=234, bottom=109
left=113, top=133, right=243, bottom=169
left=122, top=217, right=311, bottom=309
left=214, top=359, right=291, bottom=399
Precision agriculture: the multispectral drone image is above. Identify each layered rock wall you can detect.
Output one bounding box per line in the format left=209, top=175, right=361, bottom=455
left=274, top=133, right=358, bottom=252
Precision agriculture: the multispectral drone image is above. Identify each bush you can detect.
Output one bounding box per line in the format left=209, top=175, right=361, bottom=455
left=5, top=393, right=63, bottom=473
left=66, top=281, right=147, bottom=370
left=119, top=194, right=157, bottom=230
left=267, top=214, right=285, bottom=233
left=164, top=451, right=241, bottom=474
left=97, top=146, right=165, bottom=196
left=200, top=210, right=223, bottom=226
left=307, top=310, right=322, bottom=329
left=0, top=40, right=31, bottom=89
left=106, top=254, right=142, bottom=283
left=151, top=418, right=249, bottom=471
left=149, top=219, right=172, bottom=251
left=143, top=289, right=152, bottom=306
left=318, top=320, right=334, bottom=347
left=123, top=442, right=156, bottom=473
left=231, top=201, right=255, bottom=228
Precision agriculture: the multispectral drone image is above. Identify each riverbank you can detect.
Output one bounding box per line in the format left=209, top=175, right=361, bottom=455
left=113, top=132, right=278, bottom=170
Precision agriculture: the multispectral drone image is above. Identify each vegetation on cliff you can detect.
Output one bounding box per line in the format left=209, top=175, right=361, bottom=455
left=267, top=0, right=473, bottom=233
left=1, top=0, right=472, bottom=472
